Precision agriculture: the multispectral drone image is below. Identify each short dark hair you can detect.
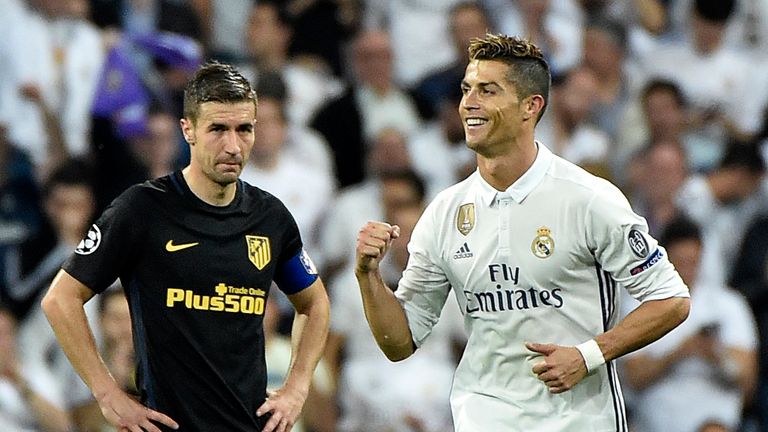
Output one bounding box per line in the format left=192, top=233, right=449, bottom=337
left=379, top=169, right=427, bottom=205
left=467, top=34, right=551, bottom=120
left=182, top=61, right=257, bottom=122
left=660, top=215, right=702, bottom=248
left=694, top=0, right=735, bottom=23
left=43, top=157, right=94, bottom=198
left=719, top=140, right=765, bottom=174
left=642, top=79, right=688, bottom=108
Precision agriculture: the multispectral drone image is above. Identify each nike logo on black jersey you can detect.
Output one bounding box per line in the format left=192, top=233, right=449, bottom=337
left=165, top=240, right=199, bottom=252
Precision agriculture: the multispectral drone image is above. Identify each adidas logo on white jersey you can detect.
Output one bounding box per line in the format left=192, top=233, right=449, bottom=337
left=453, top=242, right=473, bottom=259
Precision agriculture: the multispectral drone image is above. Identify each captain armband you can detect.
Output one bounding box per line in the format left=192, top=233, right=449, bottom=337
left=575, top=339, right=606, bottom=374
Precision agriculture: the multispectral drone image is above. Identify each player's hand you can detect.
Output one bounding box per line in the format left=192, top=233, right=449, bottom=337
left=96, top=386, right=178, bottom=432
left=526, top=342, right=587, bottom=394
left=256, top=385, right=308, bottom=432
left=355, top=221, right=401, bottom=273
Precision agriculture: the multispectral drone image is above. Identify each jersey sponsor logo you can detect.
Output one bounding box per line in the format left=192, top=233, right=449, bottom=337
left=456, top=203, right=475, bottom=236
left=165, top=240, right=199, bottom=252
left=246, top=235, right=271, bottom=270
left=464, top=262, right=563, bottom=314
left=453, top=242, right=473, bottom=259
left=75, top=224, right=102, bottom=255
left=630, top=249, right=663, bottom=275
left=166, top=283, right=267, bottom=315
left=531, top=227, right=554, bottom=258
left=299, top=249, right=318, bottom=275
left=628, top=229, right=649, bottom=258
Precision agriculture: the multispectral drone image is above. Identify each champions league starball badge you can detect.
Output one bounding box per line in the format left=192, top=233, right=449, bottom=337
left=531, top=227, right=554, bottom=259
left=75, top=224, right=102, bottom=255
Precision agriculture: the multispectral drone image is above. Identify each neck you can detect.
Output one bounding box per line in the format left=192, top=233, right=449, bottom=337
left=476, top=138, right=538, bottom=191
left=182, top=166, right=237, bottom=206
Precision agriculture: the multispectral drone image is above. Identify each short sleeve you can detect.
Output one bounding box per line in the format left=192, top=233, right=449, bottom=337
left=395, top=202, right=452, bottom=347
left=63, top=188, right=143, bottom=293
left=585, top=181, right=689, bottom=303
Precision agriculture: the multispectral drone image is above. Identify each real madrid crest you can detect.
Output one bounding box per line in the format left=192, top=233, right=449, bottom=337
left=456, top=203, right=475, bottom=236
left=531, top=227, right=554, bottom=258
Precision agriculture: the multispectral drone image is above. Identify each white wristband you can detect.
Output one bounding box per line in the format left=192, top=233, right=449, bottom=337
left=575, top=339, right=605, bottom=374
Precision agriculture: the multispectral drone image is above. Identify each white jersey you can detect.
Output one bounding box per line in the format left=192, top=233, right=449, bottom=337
left=396, top=142, right=689, bottom=432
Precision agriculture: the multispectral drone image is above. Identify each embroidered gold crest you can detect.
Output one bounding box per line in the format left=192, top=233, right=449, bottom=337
left=246, top=235, right=271, bottom=270
left=456, top=203, right=475, bottom=236
left=531, top=227, right=554, bottom=258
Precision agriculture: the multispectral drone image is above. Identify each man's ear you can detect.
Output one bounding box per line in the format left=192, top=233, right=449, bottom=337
left=180, top=118, right=195, bottom=144
left=523, top=95, right=546, bottom=121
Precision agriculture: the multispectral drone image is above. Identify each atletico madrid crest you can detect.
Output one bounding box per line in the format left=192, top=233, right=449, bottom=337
left=246, top=235, right=271, bottom=270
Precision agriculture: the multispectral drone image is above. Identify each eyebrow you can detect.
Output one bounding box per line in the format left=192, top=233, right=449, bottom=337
left=461, top=80, right=502, bottom=89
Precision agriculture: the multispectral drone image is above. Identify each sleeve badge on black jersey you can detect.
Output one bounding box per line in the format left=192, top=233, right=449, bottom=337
left=531, top=226, right=554, bottom=258
left=75, top=224, right=102, bottom=255
left=456, top=203, right=475, bottom=236
left=628, top=229, right=649, bottom=258
left=246, top=235, right=271, bottom=270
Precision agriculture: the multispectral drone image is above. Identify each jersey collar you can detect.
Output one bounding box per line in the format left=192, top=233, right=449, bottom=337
left=475, top=141, right=553, bottom=206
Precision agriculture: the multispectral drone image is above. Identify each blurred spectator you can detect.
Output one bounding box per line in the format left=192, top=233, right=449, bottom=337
left=731, top=214, right=768, bottom=431
left=409, top=80, right=476, bottom=199
left=98, top=287, right=135, bottom=397
left=317, top=127, right=422, bottom=284
left=581, top=17, right=636, bottom=143
left=327, top=197, right=463, bottom=432
left=623, top=216, right=757, bottom=432
left=638, top=0, right=767, bottom=148
left=535, top=66, right=611, bottom=177
left=619, top=79, right=723, bottom=182
left=626, top=139, right=689, bottom=238
left=287, top=0, right=361, bottom=78
left=2, top=0, right=104, bottom=175
left=0, top=306, right=75, bottom=432
left=483, top=0, right=584, bottom=77
left=242, top=0, right=344, bottom=128
left=264, top=291, right=335, bottom=432
left=13, top=159, right=105, bottom=432
left=411, top=1, right=492, bottom=120
left=190, top=0, right=254, bottom=61
left=0, top=123, right=44, bottom=314
left=88, top=0, right=203, bottom=41
left=364, top=0, right=464, bottom=87
left=675, top=141, right=766, bottom=289
left=240, top=82, right=336, bottom=258
left=310, top=30, right=421, bottom=188
left=577, top=0, right=668, bottom=57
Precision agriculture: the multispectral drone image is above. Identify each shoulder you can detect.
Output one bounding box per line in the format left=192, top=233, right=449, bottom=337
left=546, top=155, right=626, bottom=204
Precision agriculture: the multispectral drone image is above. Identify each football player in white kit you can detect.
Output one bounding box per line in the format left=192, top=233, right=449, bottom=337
left=354, top=34, right=690, bottom=432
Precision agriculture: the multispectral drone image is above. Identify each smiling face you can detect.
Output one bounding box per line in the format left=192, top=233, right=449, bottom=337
left=460, top=59, right=539, bottom=157
left=181, top=101, right=256, bottom=187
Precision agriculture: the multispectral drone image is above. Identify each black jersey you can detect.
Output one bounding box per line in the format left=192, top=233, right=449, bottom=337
left=64, top=171, right=313, bottom=431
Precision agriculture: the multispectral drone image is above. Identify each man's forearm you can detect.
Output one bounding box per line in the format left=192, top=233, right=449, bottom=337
left=285, top=282, right=330, bottom=392
left=355, top=269, right=414, bottom=361
left=595, top=296, right=690, bottom=362
left=42, top=271, right=120, bottom=400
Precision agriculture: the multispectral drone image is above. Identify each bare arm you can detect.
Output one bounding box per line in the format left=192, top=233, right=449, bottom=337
left=41, top=269, right=178, bottom=432
left=354, top=221, right=415, bottom=362
left=529, top=297, right=690, bottom=393
left=257, top=279, right=330, bottom=432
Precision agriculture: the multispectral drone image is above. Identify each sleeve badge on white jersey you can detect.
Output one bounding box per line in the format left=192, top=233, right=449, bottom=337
left=75, top=224, right=102, bottom=255
left=628, top=229, right=649, bottom=258
left=531, top=227, right=554, bottom=258
left=456, top=203, right=475, bottom=236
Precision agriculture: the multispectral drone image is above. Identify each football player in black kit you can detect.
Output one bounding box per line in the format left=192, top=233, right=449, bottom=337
left=41, top=62, right=330, bottom=432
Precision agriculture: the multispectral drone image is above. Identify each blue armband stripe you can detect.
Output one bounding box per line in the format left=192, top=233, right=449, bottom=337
left=274, top=249, right=318, bottom=295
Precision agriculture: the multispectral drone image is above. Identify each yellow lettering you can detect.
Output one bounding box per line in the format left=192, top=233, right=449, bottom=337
left=192, top=294, right=210, bottom=310
left=210, top=296, right=224, bottom=311
left=253, top=297, right=265, bottom=314
left=167, top=288, right=184, bottom=306
left=225, top=295, right=240, bottom=313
